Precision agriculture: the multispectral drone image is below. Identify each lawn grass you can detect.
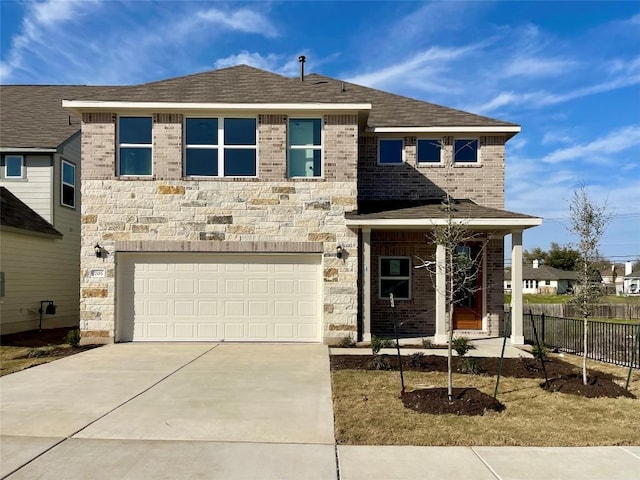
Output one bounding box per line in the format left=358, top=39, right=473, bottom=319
left=505, top=294, right=640, bottom=305
left=331, top=355, right=640, bottom=446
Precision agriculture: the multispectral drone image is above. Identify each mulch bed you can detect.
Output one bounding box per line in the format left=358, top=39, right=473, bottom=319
left=331, top=353, right=635, bottom=415
left=402, top=387, right=505, bottom=416
left=1, top=327, right=102, bottom=358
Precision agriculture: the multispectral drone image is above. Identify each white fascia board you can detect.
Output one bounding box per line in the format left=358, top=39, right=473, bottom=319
left=366, top=126, right=521, bottom=134
left=345, top=217, right=542, bottom=228
left=62, top=100, right=372, bottom=112
left=0, top=147, right=57, bottom=153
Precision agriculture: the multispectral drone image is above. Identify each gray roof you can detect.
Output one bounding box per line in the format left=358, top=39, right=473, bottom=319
left=505, top=264, right=578, bottom=281
left=63, top=65, right=518, bottom=129
left=0, top=187, right=62, bottom=237
left=0, top=85, right=109, bottom=149
left=346, top=199, right=538, bottom=221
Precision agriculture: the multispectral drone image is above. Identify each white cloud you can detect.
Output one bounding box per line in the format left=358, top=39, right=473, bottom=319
left=214, top=51, right=299, bottom=76
left=502, top=57, right=577, bottom=78
left=542, top=125, right=640, bottom=164
left=197, top=8, right=277, bottom=37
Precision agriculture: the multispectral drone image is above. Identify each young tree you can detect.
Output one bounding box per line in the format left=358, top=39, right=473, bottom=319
left=568, top=186, right=611, bottom=385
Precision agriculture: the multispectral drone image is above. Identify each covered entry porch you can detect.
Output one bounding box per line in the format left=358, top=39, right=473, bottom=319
left=345, top=200, right=541, bottom=345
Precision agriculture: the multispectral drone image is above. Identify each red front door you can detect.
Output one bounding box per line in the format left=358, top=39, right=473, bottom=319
left=453, top=244, right=483, bottom=330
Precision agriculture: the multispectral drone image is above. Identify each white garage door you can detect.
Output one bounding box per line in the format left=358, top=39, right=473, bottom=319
left=117, top=254, right=322, bottom=342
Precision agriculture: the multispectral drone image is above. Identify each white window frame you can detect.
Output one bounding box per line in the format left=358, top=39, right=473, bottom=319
left=117, top=116, right=153, bottom=177
left=288, top=117, right=323, bottom=178
left=453, top=138, right=480, bottom=164
left=416, top=138, right=443, bottom=165
left=379, top=256, right=411, bottom=300
left=377, top=138, right=404, bottom=165
left=4, top=155, right=24, bottom=178
left=61, top=159, right=76, bottom=208
left=184, top=116, right=258, bottom=178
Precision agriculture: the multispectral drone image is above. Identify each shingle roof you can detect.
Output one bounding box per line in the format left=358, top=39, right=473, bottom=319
left=505, top=264, right=578, bottom=281
left=63, top=65, right=518, bottom=129
left=346, top=199, right=538, bottom=221
left=0, top=187, right=62, bottom=237
left=0, top=85, right=110, bottom=149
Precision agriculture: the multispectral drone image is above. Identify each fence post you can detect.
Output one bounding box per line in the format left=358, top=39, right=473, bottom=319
left=541, top=313, right=546, bottom=344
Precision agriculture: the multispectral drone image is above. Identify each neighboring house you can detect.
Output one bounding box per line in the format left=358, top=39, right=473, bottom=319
left=504, top=260, right=577, bottom=295
left=623, top=261, right=640, bottom=295
left=600, top=263, right=625, bottom=294
left=60, top=63, right=540, bottom=345
left=0, top=86, right=92, bottom=334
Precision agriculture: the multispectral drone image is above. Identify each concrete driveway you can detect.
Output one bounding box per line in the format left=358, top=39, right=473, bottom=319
left=1, top=343, right=337, bottom=479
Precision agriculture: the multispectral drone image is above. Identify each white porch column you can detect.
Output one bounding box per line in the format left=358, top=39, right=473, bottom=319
left=510, top=230, right=524, bottom=345
left=434, top=243, right=448, bottom=344
left=362, top=227, right=372, bottom=342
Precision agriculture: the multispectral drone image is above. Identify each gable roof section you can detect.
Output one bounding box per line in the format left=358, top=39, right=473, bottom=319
left=505, top=264, right=577, bottom=281
left=0, top=187, right=62, bottom=238
left=0, top=85, right=110, bottom=150
left=61, top=65, right=519, bottom=131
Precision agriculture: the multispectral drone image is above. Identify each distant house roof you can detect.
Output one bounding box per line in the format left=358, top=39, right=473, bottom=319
left=0, top=187, right=62, bottom=238
left=625, top=270, right=640, bottom=279
left=505, top=264, right=578, bottom=281
left=60, top=65, right=520, bottom=132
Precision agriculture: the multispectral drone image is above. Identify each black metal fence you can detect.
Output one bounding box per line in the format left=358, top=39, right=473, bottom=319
left=522, top=310, right=640, bottom=369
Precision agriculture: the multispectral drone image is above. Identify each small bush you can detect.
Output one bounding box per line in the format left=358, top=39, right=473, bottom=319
left=27, top=347, right=54, bottom=358
left=451, top=336, right=475, bottom=357
left=531, top=343, right=548, bottom=362
left=337, top=335, right=356, bottom=348
left=409, top=352, right=424, bottom=367
left=371, top=335, right=395, bottom=354
left=421, top=338, right=434, bottom=349
left=65, top=329, right=82, bottom=348
left=459, top=357, right=484, bottom=375
left=370, top=354, right=391, bottom=370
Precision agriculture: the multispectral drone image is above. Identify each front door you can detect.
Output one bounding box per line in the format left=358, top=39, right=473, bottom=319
left=453, top=244, right=483, bottom=330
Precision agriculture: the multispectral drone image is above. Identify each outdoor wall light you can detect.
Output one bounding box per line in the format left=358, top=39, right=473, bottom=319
left=336, top=245, right=343, bottom=259
left=94, top=243, right=103, bottom=258
left=38, top=300, right=57, bottom=331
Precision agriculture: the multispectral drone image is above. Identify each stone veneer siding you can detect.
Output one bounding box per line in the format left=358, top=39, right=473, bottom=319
left=80, top=113, right=359, bottom=343
left=358, top=135, right=506, bottom=208
left=370, top=232, right=504, bottom=338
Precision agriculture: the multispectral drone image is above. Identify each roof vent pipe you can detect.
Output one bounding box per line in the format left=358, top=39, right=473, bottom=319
left=298, top=55, right=306, bottom=81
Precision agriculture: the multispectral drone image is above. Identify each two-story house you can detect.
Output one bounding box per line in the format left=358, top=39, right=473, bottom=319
left=61, top=64, right=540, bottom=345
left=0, top=86, right=95, bottom=334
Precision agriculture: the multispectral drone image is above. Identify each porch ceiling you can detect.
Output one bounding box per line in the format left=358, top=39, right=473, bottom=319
left=345, top=199, right=542, bottom=232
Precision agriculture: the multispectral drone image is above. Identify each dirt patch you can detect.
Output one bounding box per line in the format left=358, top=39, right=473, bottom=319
left=543, top=373, right=634, bottom=398
left=402, top=387, right=505, bottom=416
left=1, top=327, right=81, bottom=347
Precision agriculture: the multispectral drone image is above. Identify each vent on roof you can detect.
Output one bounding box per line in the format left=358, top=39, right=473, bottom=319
left=298, top=55, right=306, bottom=81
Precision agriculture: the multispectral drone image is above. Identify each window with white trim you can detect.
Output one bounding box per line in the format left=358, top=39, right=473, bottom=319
left=61, top=160, right=76, bottom=208
left=378, top=138, right=403, bottom=165
left=417, top=139, right=442, bottom=164
left=118, top=117, right=153, bottom=176
left=185, top=117, right=257, bottom=177
left=288, top=118, right=322, bottom=177
left=453, top=138, right=479, bottom=163
left=379, top=257, right=411, bottom=300
left=4, top=155, right=24, bottom=178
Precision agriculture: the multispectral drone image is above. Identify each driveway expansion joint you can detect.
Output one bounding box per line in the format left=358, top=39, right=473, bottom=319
left=471, top=447, right=503, bottom=480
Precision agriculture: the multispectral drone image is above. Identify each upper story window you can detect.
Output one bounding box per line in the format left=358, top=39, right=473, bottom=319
left=417, top=139, right=442, bottom=164
left=185, top=117, right=257, bottom=177
left=118, top=117, right=153, bottom=176
left=454, top=139, right=479, bottom=163
left=379, top=257, right=411, bottom=300
left=61, top=160, right=76, bottom=208
left=288, top=118, right=322, bottom=177
left=4, top=155, right=24, bottom=178
left=378, top=138, right=404, bottom=165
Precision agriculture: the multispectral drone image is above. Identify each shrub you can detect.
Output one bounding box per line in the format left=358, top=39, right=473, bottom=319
left=371, top=335, right=395, bottom=354
left=459, top=357, right=484, bottom=375
left=409, top=352, right=424, bottom=368
left=65, top=329, right=81, bottom=348
left=27, top=347, right=54, bottom=358
left=421, top=338, right=435, bottom=349
left=451, top=336, right=475, bottom=357
left=337, top=335, right=356, bottom=348
left=370, top=354, right=391, bottom=370
left=531, top=343, right=548, bottom=362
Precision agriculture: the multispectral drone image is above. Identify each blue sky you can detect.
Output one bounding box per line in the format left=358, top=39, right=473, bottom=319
left=1, top=1, right=639, bottom=265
